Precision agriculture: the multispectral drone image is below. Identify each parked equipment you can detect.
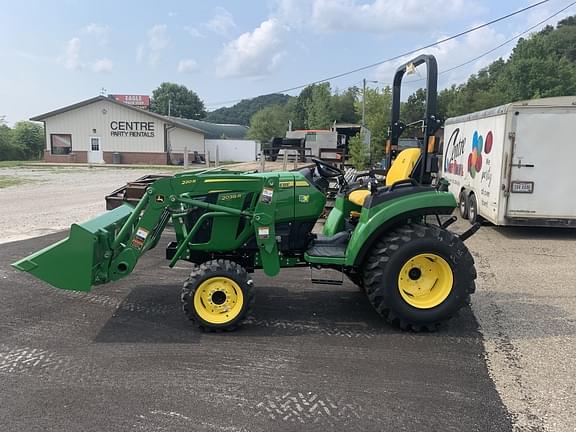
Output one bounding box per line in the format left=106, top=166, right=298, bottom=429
left=442, top=97, right=576, bottom=227
left=105, top=174, right=170, bottom=210
left=13, top=54, right=479, bottom=332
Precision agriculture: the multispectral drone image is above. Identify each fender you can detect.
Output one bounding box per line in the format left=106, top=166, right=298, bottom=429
left=344, top=190, right=457, bottom=267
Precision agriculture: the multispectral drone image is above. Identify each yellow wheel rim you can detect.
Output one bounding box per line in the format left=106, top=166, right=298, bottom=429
left=193, top=277, right=244, bottom=324
left=398, top=253, right=454, bottom=309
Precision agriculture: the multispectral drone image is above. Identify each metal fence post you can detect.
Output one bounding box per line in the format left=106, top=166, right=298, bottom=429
left=260, top=150, right=266, bottom=172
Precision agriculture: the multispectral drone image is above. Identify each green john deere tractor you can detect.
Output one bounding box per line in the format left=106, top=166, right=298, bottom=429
left=13, top=55, right=479, bottom=332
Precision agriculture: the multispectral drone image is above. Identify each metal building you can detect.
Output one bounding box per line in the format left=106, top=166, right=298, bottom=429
left=31, top=95, right=254, bottom=165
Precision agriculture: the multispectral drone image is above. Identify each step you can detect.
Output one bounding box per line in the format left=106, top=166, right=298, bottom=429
left=305, top=243, right=347, bottom=265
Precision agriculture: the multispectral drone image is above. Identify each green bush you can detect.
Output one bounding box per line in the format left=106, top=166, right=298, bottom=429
left=0, top=142, right=25, bottom=161
left=348, top=133, right=368, bottom=170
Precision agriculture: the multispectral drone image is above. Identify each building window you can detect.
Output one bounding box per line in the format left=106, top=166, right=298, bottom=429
left=51, top=134, right=72, bottom=155
left=305, top=132, right=317, bottom=142
left=90, top=137, right=100, bottom=151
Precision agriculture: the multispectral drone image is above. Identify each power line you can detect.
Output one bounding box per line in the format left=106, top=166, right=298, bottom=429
left=205, top=0, right=550, bottom=107
left=396, top=0, right=576, bottom=86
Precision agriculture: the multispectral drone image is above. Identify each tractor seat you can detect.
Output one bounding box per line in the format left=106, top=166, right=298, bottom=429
left=348, top=189, right=371, bottom=206
left=346, top=148, right=422, bottom=207
left=385, top=148, right=421, bottom=186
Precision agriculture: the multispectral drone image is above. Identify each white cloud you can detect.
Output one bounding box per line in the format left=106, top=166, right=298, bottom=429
left=63, top=37, right=82, bottom=70
left=216, top=18, right=286, bottom=78
left=138, top=24, right=170, bottom=65
left=177, top=59, right=198, bottom=73
left=276, top=0, right=479, bottom=34
left=184, top=26, right=205, bottom=38
left=92, top=58, right=113, bottom=73
left=373, top=26, right=507, bottom=89
left=206, top=7, right=236, bottom=35
left=148, top=24, right=169, bottom=51
left=81, top=23, right=109, bottom=45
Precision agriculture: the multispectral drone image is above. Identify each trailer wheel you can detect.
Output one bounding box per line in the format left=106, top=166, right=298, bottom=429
left=362, top=223, right=476, bottom=331
left=458, top=190, right=469, bottom=219
left=468, top=193, right=478, bottom=224
left=181, top=260, right=254, bottom=332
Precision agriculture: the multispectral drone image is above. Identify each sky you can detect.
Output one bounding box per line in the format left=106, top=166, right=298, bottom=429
left=1, top=0, right=575, bottom=125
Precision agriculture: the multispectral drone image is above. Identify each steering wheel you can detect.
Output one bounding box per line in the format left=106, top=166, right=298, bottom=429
left=311, top=158, right=344, bottom=179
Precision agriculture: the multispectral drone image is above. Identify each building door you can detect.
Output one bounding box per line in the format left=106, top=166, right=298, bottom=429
left=88, top=137, right=104, bottom=163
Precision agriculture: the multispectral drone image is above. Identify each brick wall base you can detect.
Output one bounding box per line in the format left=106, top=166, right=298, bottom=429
left=103, top=152, right=168, bottom=165
left=43, top=151, right=168, bottom=165
left=44, top=151, right=88, bottom=163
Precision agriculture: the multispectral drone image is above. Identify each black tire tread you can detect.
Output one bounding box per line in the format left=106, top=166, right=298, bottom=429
left=362, top=223, right=476, bottom=331
left=181, top=259, right=254, bottom=332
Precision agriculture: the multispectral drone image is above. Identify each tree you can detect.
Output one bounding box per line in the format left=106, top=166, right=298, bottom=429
left=150, top=82, right=206, bottom=119
left=0, top=124, right=24, bottom=161
left=204, top=94, right=292, bottom=125
left=332, top=87, right=360, bottom=123
left=401, top=88, right=427, bottom=125
left=287, top=85, right=314, bottom=129
left=355, top=86, right=392, bottom=162
left=436, top=17, right=576, bottom=119
left=12, top=121, right=44, bottom=159
left=305, top=83, right=335, bottom=129
left=246, top=105, right=289, bottom=143
left=348, top=133, right=367, bottom=170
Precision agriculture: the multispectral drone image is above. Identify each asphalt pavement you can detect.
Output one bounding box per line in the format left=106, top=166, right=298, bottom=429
left=0, top=232, right=512, bottom=432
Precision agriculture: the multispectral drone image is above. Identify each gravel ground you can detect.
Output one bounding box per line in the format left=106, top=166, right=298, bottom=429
left=466, top=225, right=576, bottom=432
left=0, top=162, right=307, bottom=244
left=1, top=165, right=575, bottom=431
left=0, top=166, right=171, bottom=244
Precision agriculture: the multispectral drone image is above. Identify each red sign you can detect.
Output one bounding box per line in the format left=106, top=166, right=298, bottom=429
left=110, top=94, right=150, bottom=110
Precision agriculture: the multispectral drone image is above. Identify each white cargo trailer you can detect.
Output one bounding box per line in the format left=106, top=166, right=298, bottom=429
left=442, top=96, right=576, bottom=227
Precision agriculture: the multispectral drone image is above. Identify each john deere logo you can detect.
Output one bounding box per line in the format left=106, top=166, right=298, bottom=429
left=299, top=194, right=310, bottom=203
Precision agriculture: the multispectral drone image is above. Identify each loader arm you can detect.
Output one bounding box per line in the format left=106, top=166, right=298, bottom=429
left=12, top=172, right=282, bottom=292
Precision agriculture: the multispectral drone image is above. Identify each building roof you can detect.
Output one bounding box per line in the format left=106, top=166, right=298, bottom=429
left=170, top=118, right=248, bottom=139
left=29, top=95, right=233, bottom=136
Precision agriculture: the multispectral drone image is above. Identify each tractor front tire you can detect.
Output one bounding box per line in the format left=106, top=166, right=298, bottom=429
left=363, top=223, right=476, bottom=331
left=181, top=260, right=254, bottom=332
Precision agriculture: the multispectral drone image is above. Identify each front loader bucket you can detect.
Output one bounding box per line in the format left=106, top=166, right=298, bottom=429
left=12, top=204, right=135, bottom=292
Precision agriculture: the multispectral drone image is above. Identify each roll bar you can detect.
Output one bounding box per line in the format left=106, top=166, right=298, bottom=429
left=388, top=54, right=442, bottom=184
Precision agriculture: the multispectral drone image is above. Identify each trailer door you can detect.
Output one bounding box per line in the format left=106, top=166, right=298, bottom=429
left=507, top=109, right=576, bottom=220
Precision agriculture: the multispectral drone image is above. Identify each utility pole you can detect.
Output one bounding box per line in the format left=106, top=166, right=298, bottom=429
left=168, top=99, right=172, bottom=117
left=362, top=78, right=366, bottom=126
left=362, top=79, right=378, bottom=164
left=361, top=79, right=378, bottom=126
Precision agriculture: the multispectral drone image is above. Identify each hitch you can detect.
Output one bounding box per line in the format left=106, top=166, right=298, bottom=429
left=440, top=215, right=457, bottom=229
left=459, top=222, right=481, bottom=242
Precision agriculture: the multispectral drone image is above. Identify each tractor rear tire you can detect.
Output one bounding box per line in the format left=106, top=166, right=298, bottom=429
left=181, top=260, right=254, bottom=332
left=362, top=223, right=476, bottom=331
